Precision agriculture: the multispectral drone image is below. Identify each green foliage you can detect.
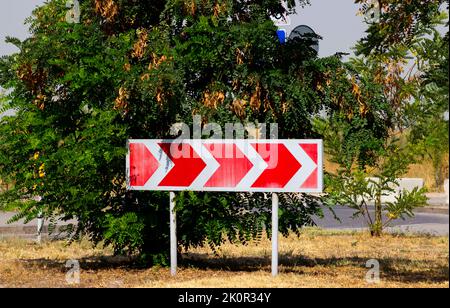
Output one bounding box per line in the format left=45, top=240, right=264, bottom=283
left=407, top=26, right=449, bottom=188
left=321, top=0, right=448, bottom=236
left=3, top=0, right=438, bottom=259
left=325, top=168, right=428, bottom=236
left=0, top=0, right=338, bottom=263
left=104, top=212, right=145, bottom=255
left=384, top=187, right=428, bottom=221
left=321, top=97, right=429, bottom=236
left=175, top=192, right=322, bottom=254
left=355, top=0, right=446, bottom=56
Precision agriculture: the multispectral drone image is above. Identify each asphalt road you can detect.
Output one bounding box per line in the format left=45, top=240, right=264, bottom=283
left=314, top=206, right=449, bottom=236
left=1, top=204, right=449, bottom=238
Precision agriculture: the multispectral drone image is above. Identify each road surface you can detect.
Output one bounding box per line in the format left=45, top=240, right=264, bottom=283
left=314, top=206, right=449, bottom=236
left=0, top=204, right=449, bottom=239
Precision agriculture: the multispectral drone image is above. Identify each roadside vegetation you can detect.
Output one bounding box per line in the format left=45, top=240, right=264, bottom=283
left=0, top=0, right=448, bottom=260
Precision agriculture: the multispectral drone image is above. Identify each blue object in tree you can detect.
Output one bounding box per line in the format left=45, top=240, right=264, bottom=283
left=276, top=29, right=286, bottom=44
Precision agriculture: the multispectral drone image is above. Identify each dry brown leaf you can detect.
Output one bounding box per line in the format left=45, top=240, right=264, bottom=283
left=123, top=63, right=131, bottom=72
left=203, top=90, right=225, bottom=109
left=114, top=86, right=129, bottom=112
left=184, top=0, right=197, bottom=16
left=140, top=73, right=150, bottom=81
left=249, top=83, right=261, bottom=111
left=33, top=93, right=46, bottom=110
left=236, top=48, right=244, bottom=65
left=132, top=29, right=148, bottom=59
left=148, top=53, right=170, bottom=70
left=232, top=98, right=247, bottom=118
left=95, top=0, right=118, bottom=22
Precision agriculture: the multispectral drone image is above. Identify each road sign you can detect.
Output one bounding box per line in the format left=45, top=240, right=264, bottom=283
left=289, top=25, right=320, bottom=53
left=271, top=1, right=291, bottom=27
left=272, top=14, right=291, bottom=27
left=127, top=139, right=323, bottom=193
left=276, top=29, right=287, bottom=44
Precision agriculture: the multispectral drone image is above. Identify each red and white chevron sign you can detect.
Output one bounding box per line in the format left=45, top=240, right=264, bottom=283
left=126, top=140, right=323, bottom=193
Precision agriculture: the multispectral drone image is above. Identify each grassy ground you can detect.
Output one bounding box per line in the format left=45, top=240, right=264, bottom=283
left=0, top=228, right=448, bottom=288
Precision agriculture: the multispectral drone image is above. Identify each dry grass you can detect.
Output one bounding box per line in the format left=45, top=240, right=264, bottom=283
left=0, top=228, right=448, bottom=288
left=405, top=155, right=449, bottom=191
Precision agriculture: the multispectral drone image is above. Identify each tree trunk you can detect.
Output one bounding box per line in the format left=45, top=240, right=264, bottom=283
left=372, top=190, right=383, bottom=237
left=435, top=164, right=443, bottom=191
left=432, top=153, right=444, bottom=190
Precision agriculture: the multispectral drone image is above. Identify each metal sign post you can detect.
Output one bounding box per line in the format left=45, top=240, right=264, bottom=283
left=37, top=211, right=43, bottom=244
left=272, top=193, right=279, bottom=277
left=170, top=192, right=177, bottom=276
left=33, top=196, right=43, bottom=244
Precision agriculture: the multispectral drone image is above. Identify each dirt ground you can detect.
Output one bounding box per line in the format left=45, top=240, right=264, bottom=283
left=0, top=228, right=448, bottom=288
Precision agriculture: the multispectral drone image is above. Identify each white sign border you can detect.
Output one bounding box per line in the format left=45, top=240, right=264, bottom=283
left=126, top=139, right=323, bottom=193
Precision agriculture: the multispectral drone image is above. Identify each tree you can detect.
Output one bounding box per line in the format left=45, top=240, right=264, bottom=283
left=321, top=121, right=428, bottom=236
left=0, top=0, right=342, bottom=262
left=408, top=26, right=449, bottom=189
left=315, top=49, right=429, bottom=236
left=0, top=0, right=423, bottom=258
left=356, top=1, right=449, bottom=190
left=320, top=0, right=447, bottom=236
left=355, top=0, right=446, bottom=55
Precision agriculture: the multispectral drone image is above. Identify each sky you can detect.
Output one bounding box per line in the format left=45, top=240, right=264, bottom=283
left=0, top=0, right=367, bottom=58
left=0, top=1, right=44, bottom=57
left=282, top=0, right=367, bottom=57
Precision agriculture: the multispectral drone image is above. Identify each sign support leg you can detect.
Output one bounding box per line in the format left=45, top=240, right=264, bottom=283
left=170, top=192, right=177, bottom=276
left=272, top=193, right=279, bottom=277
left=37, top=210, right=43, bottom=244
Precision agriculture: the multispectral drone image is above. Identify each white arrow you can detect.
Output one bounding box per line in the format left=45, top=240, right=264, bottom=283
left=283, top=142, right=317, bottom=191
left=189, top=140, right=220, bottom=189
left=235, top=140, right=268, bottom=190
left=143, top=141, right=175, bottom=189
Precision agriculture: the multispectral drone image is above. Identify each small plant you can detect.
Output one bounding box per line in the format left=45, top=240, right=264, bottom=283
left=325, top=170, right=427, bottom=237
left=321, top=119, right=428, bottom=236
